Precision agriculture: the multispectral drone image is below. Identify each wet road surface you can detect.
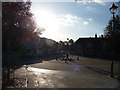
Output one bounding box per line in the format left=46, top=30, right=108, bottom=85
left=14, top=59, right=119, bottom=88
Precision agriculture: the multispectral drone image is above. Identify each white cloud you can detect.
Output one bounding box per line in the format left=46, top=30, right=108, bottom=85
left=89, top=18, right=93, bottom=21
left=76, top=0, right=106, bottom=6
left=87, top=6, right=96, bottom=11
left=57, top=14, right=92, bottom=26
left=94, top=0, right=106, bottom=5
left=57, top=14, right=81, bottom=26
left=83, top=21, right=88, bottom=25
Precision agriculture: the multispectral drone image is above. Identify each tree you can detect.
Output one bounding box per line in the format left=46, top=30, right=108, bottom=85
left=2, top=1, right=39, bottom=57
left=104, top=15, right=120, bottom=59
left=59, top=41, right=65, bottom=51
left=34, top=26, right=45, bottom=35
left=104, top=15, right=120, bottom=38
left=68, top=39, right=74, bottom=45
left=2, top=1, right=43, bottom=84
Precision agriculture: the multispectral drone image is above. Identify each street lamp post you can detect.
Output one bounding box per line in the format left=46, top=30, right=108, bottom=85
left=109, top=3, right=118, bottom=78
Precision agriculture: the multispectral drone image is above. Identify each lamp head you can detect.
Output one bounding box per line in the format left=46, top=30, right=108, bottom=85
left=109, top=3, right=118, bottom=14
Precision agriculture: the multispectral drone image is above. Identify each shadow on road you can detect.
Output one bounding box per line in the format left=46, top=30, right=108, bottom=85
left=85, top=66, right=120, bottom=80
left=3, top=55, right=58, bottom=70
left=85, top=66, right=111, bottom=75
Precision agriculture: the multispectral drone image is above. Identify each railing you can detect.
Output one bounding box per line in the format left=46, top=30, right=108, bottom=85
left=2, top=65, right=15, bottom=88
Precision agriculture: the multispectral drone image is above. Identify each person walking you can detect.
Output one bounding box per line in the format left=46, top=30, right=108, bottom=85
left=77, top=56, right=79, bottom=60
left=65, top=54, right=69, bottom=63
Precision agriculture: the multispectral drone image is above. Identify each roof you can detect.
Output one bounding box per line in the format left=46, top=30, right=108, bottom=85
left=74, top=37, right=105, bottom=45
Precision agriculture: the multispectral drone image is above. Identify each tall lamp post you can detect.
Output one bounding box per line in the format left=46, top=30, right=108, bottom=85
left=109, top=3, right=118, bottom=77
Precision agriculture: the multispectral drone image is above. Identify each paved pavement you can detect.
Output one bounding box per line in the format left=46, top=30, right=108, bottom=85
left=14, top=56, right=119, bottom=88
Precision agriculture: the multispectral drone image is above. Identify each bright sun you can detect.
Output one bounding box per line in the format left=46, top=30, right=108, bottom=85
left=33, top=10, right=58, bottom=39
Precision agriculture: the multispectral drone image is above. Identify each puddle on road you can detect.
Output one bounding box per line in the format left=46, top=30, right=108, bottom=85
left=27, top=66, right=54, bottom=74
left=26, top=66, right=76, bottom=76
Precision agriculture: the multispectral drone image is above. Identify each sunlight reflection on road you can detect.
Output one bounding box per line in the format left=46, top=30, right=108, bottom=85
left=14, top=64, right=119, bottom=88
left=27, top=66, right=49, bottom=73
left=23, top=66, right=57, bottom=88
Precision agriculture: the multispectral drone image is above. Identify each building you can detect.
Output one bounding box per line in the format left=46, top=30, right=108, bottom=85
left=23, top=37, right=58, bottom=57
left=73, top=34, right=104, bottom=58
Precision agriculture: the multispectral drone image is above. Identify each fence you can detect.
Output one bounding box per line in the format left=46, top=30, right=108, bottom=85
left=2, top=65, right=15, bottom=88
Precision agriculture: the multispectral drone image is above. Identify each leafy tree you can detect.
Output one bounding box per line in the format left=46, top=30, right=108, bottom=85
left=104, top=15, right=120, bottom=38
left=34, top=26, right=45, bottom=35
left=59, top=41, right=65, bottom=51
left=2, top=1, right=46, bottom=85
left=104, top=15, right=120, bottom=59
left=2, top=1, right=39, bottom=57
left=68, top=39, right=74, bottom=45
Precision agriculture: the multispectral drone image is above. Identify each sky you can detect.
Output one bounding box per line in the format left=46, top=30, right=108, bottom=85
left=30, top=1, right=119, bottom=42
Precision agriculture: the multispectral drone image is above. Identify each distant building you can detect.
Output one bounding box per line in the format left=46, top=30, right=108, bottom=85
left=73, top=34, right=104, bottom=58
left=22, top=37, right=58, bottom=57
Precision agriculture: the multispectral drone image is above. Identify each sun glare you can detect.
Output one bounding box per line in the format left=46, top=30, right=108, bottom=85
left=34, top=10, right=52, bottom=27
left=33, top=9, right=59, bottom=40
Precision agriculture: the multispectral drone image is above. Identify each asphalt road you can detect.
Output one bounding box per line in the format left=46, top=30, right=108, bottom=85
left=13, top=56, right=119, bottom=88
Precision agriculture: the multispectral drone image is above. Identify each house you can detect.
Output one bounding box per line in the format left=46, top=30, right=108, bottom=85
left=40, top=38, right=58, bottom=55
left=73, top=34, right=104, bottom=57
left=22, top=37, right=58, bottom=57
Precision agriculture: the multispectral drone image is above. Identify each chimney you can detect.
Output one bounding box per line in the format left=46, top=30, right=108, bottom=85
left=95, top=33, right=97, bottom=38
left=118, top=2, right=120, bottom=21
left=101, top=35, right=103, bottom=38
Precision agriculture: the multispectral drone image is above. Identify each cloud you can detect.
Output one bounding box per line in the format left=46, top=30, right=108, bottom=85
left=57, top=14, right=92, bottom=26
left=89, top=18, right=93, bottom=21
left=94, top=0, right=106, bottom=5
left=87, top=6, right=96, bottom=11
left=63, top=14, right=78, bottom=23
left=76, top=0, right=106, bottom=6
left=57, top=14, right=81, bottom=26
left=83, top=21, right=88, bottom=25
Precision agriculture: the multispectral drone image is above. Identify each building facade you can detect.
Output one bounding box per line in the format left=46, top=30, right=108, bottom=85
left=23, top=37, right=58, bottom=57
left=73, top=34, right=105, bottom=58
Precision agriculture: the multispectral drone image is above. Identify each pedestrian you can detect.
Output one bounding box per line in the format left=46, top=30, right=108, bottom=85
left=65, top=59, right=67, bottom=63
left=60, top=52, right=63, bottom=60
left=64, top=54, right=69, bottom=63
left=67, top=54, right=69, bottom=60
left=56, top=56, right=58, bottom=60
left=77, top=56, right=79, bottom=60
left=56, top=52, right=58, bottom=60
